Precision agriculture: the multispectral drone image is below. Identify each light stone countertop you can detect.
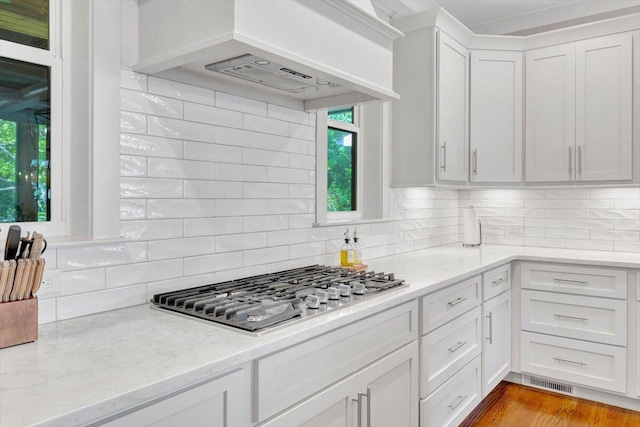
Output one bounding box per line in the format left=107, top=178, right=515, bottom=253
left=1, top=244, right=638, bottom=426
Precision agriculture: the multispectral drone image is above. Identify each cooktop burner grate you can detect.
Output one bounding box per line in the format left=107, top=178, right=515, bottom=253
left=151, top=265, right=405, bottom=333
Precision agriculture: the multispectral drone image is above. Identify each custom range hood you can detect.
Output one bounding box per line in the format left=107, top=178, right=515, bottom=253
left=135, top=0, right=403, bottom=111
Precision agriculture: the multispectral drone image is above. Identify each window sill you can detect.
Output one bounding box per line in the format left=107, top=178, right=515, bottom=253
left=313, top=218, right=394, bottom=228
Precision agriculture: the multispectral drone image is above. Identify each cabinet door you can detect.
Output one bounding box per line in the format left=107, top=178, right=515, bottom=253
left=259, top=375, right=358, bottom=427
left=437, top=31, right=469, bottom=182
left=359, top=342, right=419, bottom=427
left=576, top=34, right=632, bottom=181
left=102, top=368, right=249, bottom=427
left=482, top=290, right=511, bottom=397
left=525, top=44, right=575, bottom=182
left=470, top=51, right=523, bottom=183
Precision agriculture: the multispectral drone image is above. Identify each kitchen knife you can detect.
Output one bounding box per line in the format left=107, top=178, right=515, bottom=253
left=9, top=259, right=25, bottom=301
left=4, top=225, right=21, bottom=260
left=16, top=258, right=33, bottom=300
left=18, top=231, right=32, bottom=259
left=20, top=259, right=37, bottom=300
left=2, top=260, right=16, bottom=302
left=31, top=258, right=46, bottom=297
left=29, top=232, right=45, bottom=259
left=0, top=261, right=9, bottom=302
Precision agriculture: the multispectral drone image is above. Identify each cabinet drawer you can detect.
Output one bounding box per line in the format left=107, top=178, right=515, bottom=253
left=521, top=332, right=627, bottom=393
left=421, top=306, right=481, bottom=397
left=256, top=301, right=418, bottom=421
left=483, top=264, right=511, bottom=301
left=421, top=356, right=482, bottom=427
left=522, top=290, right=627, bottom=346
left=521, top=263, right=627, bottom=299
left=422, top=276, right=481, bottom=332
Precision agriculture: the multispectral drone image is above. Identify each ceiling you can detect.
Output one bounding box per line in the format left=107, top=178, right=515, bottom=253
left=373, top=0, right=640, bottom=35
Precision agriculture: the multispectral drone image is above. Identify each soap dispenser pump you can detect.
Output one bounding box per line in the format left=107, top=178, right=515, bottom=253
left=340, top=228, right=354, bottom=267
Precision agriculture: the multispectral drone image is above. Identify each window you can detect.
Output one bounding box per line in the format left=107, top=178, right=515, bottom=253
left=316, top=103, right=390, bottom=226
left=0, top=0, right=64, bottom=233
left=327, top=107, right=359, bottom=214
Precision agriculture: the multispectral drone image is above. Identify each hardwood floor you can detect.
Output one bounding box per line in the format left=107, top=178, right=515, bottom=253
left=460, top=382, right=640, bottom=427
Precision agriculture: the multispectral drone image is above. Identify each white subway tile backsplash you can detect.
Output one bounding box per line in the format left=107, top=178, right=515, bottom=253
left=148, top=158, right=216, bottom=180
left=184, top=217, right=243, bottom=237
left=148, top=236, right=217, bottom=261
left=184, top=180, right=242, bottom=199
left=591, top=230, right=640, bottom=242
left=267, top=199, right=309, bottom=214
left=216, top=233, right=268, bottom=252
left=268, top=104, right=309, bottom=125
left=120, top=134, right=183, bottom=159
left=244, top=247, right=289, bottom=266
left=147, top=274, right=216, bottom=299
left=61, top=269, right=106, bottom=295
left=243, top=182, right=289, bottom=199
left=184, top=252, right=244, bottom=276
left=289, top=184, right=315, bottom=199
left=148, top=76, right=216, bottom=106
left=121, top=178, right=183, bottom=199
left=57, top=285, right=147, bottom=321
left=216, top=163, right=267, bottom=182
left=544, top=229, right=589, bottom=239
left=121, top=89, right=183, bottom=118
left=148, top=115, right=215, bottom=143
left=184, top=102, right=243, bottom=128
left=268, top=167, right=309, bottom=183
left=289, top=123, right=316, bottom=141
left=566, top=219, right=613, bottom=230
left=120, top=69, right=147, bottom=92
left=120, top=156, right=147, bottom=177
left=184, top=142, right=243, bottom=164
left=243, top=215, right=289, bottom=232
left=591, top=209, right=640, bottom=220
left=244, top=114, right=289, bottom=136
left=38, top=298, right=56, bottom=324
left=148, top=199, right=215, bottom=219
left=120, top=219, right=183, bottom=241
left=106, top=259, right=183, bottom=288
left=289, top=242, right=326, bottom=259
left=216, top=127, right=308, bottom=154
left=120, top=199, right=147, bottom=220
left=57, top=243, right=148, bottom=271
left=215, top=199, right=267, bottom=216
left=120, top=111, right=146, bottom=134
left=243, top=148, right=289, bottom=167
left=615, top=241, right=640, bottom=252
left=614, top=220, right=640, bottom=231
left=591, top=188, right=639, bottom=199
left=268, top=229, right=309, bottom=246
left=566, top=239, right=614, bottom=251
left=216, top=92, right=267, bottom=116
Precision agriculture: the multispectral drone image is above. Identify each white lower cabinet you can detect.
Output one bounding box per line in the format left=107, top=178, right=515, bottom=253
left=421, top=355, right=482, bottom=427
left=100, top=368, right=249, bottom=427
left=260, top=341, right=419, bottom=427
left=482, top=290, right=511, bottom=397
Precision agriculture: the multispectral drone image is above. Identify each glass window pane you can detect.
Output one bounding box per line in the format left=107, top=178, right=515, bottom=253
left=328, top=107, right=354, bottom=124
left=0, top=56, right=51, bottom=222
left=327, top=127, right=356, bottom=212
left=0, top=0, right=49, bottom=49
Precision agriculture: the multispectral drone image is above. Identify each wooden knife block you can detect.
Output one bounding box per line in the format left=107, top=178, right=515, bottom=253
left=0, top=297, right=38, bottom=349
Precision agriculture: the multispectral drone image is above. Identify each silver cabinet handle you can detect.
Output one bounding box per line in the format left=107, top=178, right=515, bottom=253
left=449, top=394, right=468, bottom=411
left=366, top=387, right=371, bottom=426
left=569, top=146, right=572, bottom=175
left=354, top=388, right=371, bottom=427
left=486, top=312, right=493, bottom=344
left=448, top=341, right=467, bottom=353
left=554, top=314, right=588, bottom=321
left=578, top=146, right=582, bottom=176
left=472, top=149, right=478, bottom=175
left=441, top=142, right=447, bottom=171
left=553, top=278, right=587, bottom=285
left=553, top=357, right=587, bottom=366
left=492, top=277, right=506, bottom=286
left=354, top=392, right=364, bottom=427
left=448, top=297, right=466, bottom=307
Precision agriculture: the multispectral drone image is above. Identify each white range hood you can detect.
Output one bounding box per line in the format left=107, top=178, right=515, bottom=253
left=135, top=0, right=403, bottom=111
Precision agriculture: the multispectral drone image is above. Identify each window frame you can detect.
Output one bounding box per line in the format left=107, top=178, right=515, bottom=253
left=315, top=106, right=365, bottom=224
left=0, top=0, right=67, bottom=236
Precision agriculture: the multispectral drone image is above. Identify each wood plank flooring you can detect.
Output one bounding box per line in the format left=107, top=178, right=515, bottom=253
left=460, top=382, right=640, bottom=427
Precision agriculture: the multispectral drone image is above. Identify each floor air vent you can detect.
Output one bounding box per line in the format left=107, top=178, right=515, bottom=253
left=527, top=376, right=574, bottom=395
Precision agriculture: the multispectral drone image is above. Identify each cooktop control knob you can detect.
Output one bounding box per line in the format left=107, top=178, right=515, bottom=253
left=338, top=284, right=351, bottom=297
left=352, top=282, right=366, bottom=295
left=316, top=290, right=328, bottom=304
left=327, top=287, right=340, bottom=300
left=306, top=294, right=320, bottom=309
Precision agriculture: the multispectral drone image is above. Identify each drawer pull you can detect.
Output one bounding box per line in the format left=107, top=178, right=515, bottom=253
left=554, top=314, right=587, bottom=322
left=448, top=297, right=466, bottom=307
left=492, top=277, right=507, bottom=286
left=553, top=357, right=587, bottom=367
left=449, top=394, right=468, bottom=411
left=553, top=278, right=588, bottom=285
left=448, top=341, right=467, bottom=353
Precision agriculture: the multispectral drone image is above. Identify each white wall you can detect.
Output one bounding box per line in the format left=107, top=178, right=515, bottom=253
left=36, top=71, right=460, bottom=324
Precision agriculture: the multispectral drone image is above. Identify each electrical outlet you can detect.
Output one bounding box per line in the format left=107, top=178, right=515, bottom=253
left=506, top=225, right=524, bottom=235
left=38, top=269, right=62, bottom=298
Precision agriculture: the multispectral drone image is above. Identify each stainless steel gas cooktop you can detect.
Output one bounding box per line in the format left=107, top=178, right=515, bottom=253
left=151, top=265, right=406, bottom=335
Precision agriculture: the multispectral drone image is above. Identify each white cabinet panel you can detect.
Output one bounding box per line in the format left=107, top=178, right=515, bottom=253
left=421, top=275, right=481, bottom=333
left=483, top=264, right=511, bottom=302
left=525, top=44, right=576, bottom=182
left=421, top=307, right=482, bottom=397
left=437, top=31, right=469, bottom=183
left=470, top=51, right=523, bottom=183
left=421, top=356, right=482, bottom=427
left=576, top=33, right=633, bottom=181
left=521, top=331, right=627, bottom=393
left=522, top=289, right=627, bottom=346
left=102, top=369, right=249, bottom=427
left=482, top=290, right=511, bottom=397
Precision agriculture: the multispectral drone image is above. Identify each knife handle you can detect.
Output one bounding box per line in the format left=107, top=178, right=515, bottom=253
left=31, top=259, right=46, bottom=297
left=30, top=232, right=45, bottom=259
left=21, top=259, right=37, bottom=300
left=4, top=225, right=21, bottom=260
left=9, top=259, right=25, bottom=301
left=2, top=260, right=16, bottom=302
left=0, top=261, right=9, bottom=303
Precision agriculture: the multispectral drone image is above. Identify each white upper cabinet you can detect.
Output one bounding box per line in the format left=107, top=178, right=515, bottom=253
left=576, top=34, right=633, bottom=181
left=525, top=44, right=576, bottom=183
left=437, top=31, right=469, bottom=183
left=470, top=51, right=523, bottom=183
